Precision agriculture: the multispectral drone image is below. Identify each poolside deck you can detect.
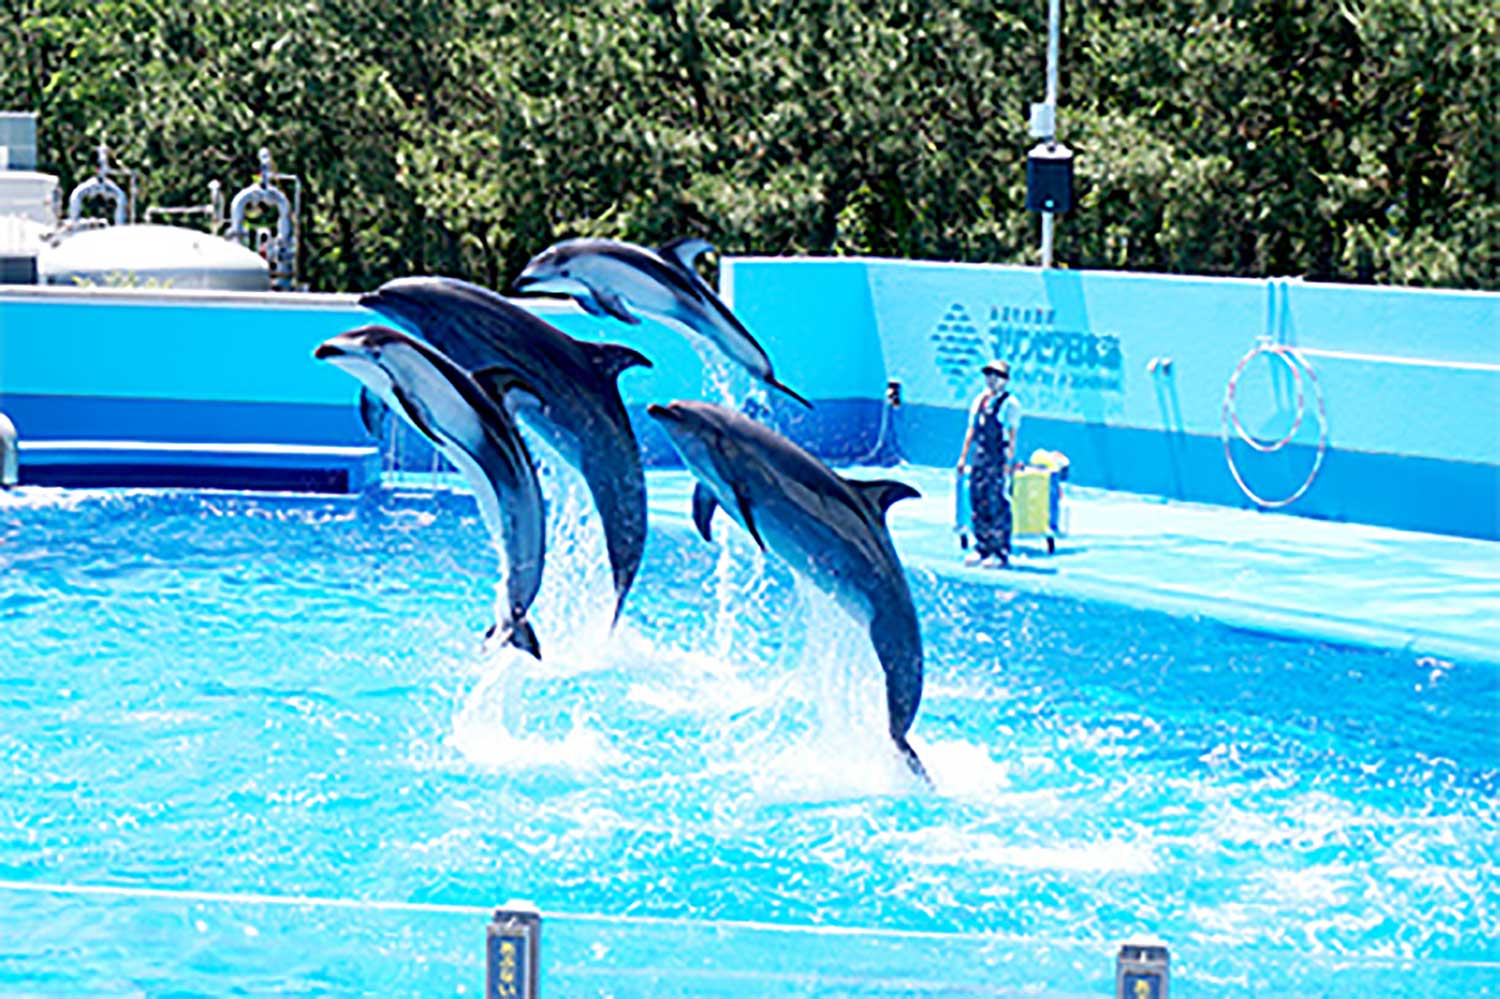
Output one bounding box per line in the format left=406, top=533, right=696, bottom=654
left=645, top=465, right=1500, bottom=666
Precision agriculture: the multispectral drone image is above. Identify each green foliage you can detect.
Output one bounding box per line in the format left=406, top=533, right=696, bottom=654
left=2, top=0, right=1492, bottom=290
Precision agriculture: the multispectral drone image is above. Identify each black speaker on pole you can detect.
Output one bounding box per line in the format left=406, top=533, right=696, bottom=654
left=1026, top=142, right=1075, bottom=214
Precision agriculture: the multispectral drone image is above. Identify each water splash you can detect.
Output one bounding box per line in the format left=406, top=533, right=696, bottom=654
left=448, top=648, right=620, bottom=771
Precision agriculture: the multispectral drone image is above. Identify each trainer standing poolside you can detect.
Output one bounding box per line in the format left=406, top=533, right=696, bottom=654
left=956, top=360, right=1022, bottom=568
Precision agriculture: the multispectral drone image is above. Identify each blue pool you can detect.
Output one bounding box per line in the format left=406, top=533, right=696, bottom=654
left=1, top=474, right=1495, bottom=997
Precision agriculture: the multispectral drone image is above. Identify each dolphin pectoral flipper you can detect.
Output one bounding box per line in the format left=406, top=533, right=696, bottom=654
left=594, top=288, right=641, bottom=325
left=587, top=342, right=654, bottom=380
left=358, top=388, right=391, bottom=439
left=575, top=293, right=612, bottom=320
left=732, top=486, right=767, bottom=551
left=847, top=478, right=922, bottom=522
left=765, top=375, right=814, bottom=410
left=391, top=385, right=445, bottom=446
left=691, top=483, right=717, bottom=542
left=471, top=366, right=544, bottom=415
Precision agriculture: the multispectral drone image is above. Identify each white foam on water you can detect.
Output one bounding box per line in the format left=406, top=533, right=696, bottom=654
left=714, top=581, right=926, bottom=801
left=881, top=826, right=1158, bottom=874
left=448, top=647, right=621, bottom=771
left=917, top=737, right=1015, bottom=798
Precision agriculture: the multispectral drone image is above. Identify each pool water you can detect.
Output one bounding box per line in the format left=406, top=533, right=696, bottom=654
left=1, top=481, right=1496, bottom=997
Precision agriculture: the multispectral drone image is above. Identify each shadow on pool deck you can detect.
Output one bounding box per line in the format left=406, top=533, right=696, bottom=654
left=645, top=464, right=1500, bottom=666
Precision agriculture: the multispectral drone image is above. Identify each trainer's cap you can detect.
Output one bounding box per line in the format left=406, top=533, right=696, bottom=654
left=982, top=360, right=1010, bottom=377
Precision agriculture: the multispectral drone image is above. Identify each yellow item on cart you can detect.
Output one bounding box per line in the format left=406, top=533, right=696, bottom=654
left=1012, top=468, right=1054, bottom=536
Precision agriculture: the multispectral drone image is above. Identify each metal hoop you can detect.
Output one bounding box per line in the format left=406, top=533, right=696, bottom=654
left=1226, top=342, right=1305, bottom=452
left=1221, top=343, right=1327, bottom=509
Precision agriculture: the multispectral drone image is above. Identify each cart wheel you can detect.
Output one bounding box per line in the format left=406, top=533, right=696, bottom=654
left=1046, top=536, right=1056, bottom=554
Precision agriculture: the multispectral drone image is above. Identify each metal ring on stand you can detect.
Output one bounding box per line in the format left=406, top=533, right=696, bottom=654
left=1221, top=342, right=1327, bottom=509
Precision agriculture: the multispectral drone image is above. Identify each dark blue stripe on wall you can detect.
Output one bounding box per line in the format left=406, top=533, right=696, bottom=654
left=20, top=463, right=358, bottom=493
left=899, top=404, right=1499, bottom=541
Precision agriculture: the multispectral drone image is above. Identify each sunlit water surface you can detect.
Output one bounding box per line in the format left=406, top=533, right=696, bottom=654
left=1, top=478, right=1495, bottom=998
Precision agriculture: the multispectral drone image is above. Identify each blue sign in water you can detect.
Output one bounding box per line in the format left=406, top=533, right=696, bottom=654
left=486, top=907, right=541, bottom=999
left=1121, top=971, right=1163, bottom=999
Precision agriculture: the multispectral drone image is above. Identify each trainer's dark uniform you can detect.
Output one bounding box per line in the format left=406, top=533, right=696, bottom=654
left=968, top=390, right=1019, bottom=559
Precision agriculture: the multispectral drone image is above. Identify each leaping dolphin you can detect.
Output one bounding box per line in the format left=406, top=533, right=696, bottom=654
left=513, top=237, right=812, bottom=409
left=646, top=400, right=929, bottom=782
left=314, top=324, right=547, bottom=658
left=360, top=276, right=651, bottom=624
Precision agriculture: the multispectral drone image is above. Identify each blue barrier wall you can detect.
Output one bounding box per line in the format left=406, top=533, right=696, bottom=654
left=0, top=283, right=877, bottom=475
left=726, top=258, right=1500, bottom=540
left=4, top=263, right=1497, bottom=539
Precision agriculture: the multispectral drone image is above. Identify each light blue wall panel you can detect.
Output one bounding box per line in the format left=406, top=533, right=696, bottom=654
left=0, top=294, right=367, bottom=405
left=722, top=258, right=884, bottom=400
left=1277, top=281, right=1500, bottom=464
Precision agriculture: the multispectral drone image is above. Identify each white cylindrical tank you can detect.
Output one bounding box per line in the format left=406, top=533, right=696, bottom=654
left=0, top=170, right=58, bottom=226
left=38, top=223, right=270, bottom=291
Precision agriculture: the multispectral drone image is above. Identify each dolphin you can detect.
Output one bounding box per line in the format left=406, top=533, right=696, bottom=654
left=646, top=400, right=929, bottom=782
left=513, top=237, right=812, bottom=409
left=360, top=276, right=651, bottom=624
left=314, top=324, right=547, bottom=658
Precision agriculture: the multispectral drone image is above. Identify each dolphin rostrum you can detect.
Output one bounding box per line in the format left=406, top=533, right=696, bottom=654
left=361, top=276, right=651, bottom=624
left=314, top=324, right=547, bottom=658
left=514, top=237, right=812, bottom=409
left=646, top=400, right=929, bottom=782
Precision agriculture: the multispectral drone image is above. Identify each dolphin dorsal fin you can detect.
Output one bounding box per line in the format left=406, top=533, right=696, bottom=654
left=588, top=341, right=654, bottom=381
left=471, top=365, right=543, bottom=415
left=847, top=478, right=921, bottom=522
left=691, top=482, right=717, bottom=543
left=659, top=237, right=716, bottom=275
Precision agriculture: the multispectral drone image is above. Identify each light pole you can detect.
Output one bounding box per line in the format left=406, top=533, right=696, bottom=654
left=1027, top=0, right=1072, bottom=268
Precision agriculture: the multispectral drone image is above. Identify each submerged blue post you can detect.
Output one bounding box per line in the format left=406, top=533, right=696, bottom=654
left=1116, top=937, right=1169, bottom=999
left=486, top=902, right=541, bottom=999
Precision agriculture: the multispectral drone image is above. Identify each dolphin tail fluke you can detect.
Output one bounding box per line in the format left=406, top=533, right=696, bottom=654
left=765, top=375, right=814, bottom=410
left=486, top=616, right=542, bottom=659
left=894, top=734, right=932, bottom=787
left=509, top=617, right=542, bottom=660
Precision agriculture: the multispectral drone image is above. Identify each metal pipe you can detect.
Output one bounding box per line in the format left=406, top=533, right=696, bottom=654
left=229, top=149, right=296, bottom=289
left=0, top=412, right=17, bottom=488
left=66, top=144, right=128, bottom=225
left=144, top=180, right=226, bottom=233
left=1040, top=0, right=1061, bottom=269
left=1045, top=0, right=1060, bottom=107
left=228, top=150, right=293, bottom=245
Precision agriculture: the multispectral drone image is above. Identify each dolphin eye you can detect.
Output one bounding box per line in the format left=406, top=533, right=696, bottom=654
left=560, top=267, right=571, bottom=278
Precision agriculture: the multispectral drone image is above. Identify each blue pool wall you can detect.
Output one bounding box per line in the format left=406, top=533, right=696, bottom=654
left=1, top=262, right=1496, bottom=539
left=726, top=259, right=1500, bottom=540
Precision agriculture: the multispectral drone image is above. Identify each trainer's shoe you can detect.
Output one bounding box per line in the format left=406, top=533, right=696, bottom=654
left=981, top=554, right=1007, bottom=569
left=964, top=550, right=984, bottom=566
